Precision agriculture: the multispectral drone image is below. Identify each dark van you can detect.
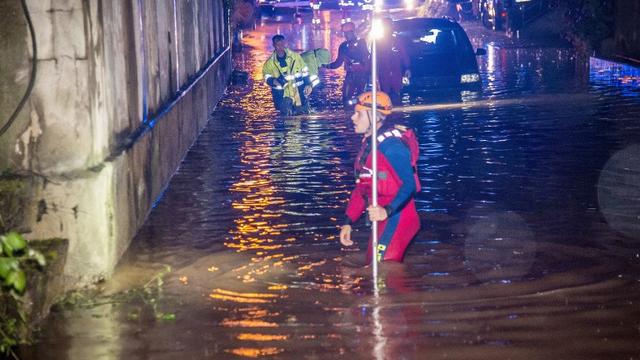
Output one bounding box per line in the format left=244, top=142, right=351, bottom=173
left=393, top=17, right=485, bottom=92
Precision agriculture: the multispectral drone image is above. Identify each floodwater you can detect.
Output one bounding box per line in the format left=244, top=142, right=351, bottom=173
left=22, top=11, right=640, bottom=360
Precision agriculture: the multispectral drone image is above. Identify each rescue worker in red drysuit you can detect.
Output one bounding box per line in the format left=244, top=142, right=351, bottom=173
left=323, top=22, right=370, bottom=107
left=340, top=91, right=421, bottom=263
left=376, top=18, right=410, bottom=105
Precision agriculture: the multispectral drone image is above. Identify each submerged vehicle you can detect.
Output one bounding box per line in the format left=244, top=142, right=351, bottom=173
left=393, top=17, right=485, bottom=92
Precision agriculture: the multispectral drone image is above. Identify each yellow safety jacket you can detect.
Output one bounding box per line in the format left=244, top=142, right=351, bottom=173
left=301, top=48, right=330, bottom=88
left=262, top=49, right=310, bottom=107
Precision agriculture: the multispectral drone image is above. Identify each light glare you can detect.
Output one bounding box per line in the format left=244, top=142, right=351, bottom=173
left=370, top=18, right=384, bottom=40
left=404, top=0, right=414, bottom=10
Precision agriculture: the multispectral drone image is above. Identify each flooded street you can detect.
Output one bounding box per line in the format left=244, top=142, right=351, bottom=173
left=23, top=11, right=640, bottom=360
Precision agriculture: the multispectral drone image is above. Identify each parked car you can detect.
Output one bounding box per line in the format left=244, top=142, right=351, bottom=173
left=446, top=0, right=475, bottom=21
left=480, top=0, right=549, bottom=32
left=392, top=17, right=485, bottom=92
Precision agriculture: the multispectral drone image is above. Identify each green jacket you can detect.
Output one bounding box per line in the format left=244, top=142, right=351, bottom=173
left=262, top=48, right=310, bottom=106
left=301, top=48, right=330, bottom=88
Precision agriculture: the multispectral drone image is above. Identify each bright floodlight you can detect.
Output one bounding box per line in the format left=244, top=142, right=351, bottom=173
left=374, top=0, right=383, bottom=12
left=404, top=0, right=414, bottom=10
left=370, top=18, right=384, bottom=40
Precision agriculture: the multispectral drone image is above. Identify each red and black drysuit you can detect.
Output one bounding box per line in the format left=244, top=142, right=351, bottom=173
left=326, top=38, right=370, bottom=105
left=344, top=125, right=420, bottom=262
left=376, top=36, right=410, bottom=105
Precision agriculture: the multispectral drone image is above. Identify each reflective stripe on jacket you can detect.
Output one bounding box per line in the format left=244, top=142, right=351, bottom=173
left=301, top=48, right=330, bottom=88
left=262, top=49, right=310, bottom=106
left=345, top=125, right=419, bottom=224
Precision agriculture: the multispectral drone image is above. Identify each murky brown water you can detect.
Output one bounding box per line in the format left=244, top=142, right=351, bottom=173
left=21, top=11, right=640, bottom=360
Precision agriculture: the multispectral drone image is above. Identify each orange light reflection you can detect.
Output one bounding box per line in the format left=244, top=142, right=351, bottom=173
left=209, top=294, right=269, bottom=303
left=236, top=333, right=289, bottom=341
left=209, top=288, right=282, bottom=303
left=226, top=347, right=284, bottom=358
left=221, top=319, right=279, bottom=328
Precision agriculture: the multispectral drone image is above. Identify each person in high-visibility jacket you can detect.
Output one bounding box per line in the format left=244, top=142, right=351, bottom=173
left=262, top=35, right=312, bottom=116
left=300, top=48, right=330, bottom=90
left=340, top=91, right=421, bottom=263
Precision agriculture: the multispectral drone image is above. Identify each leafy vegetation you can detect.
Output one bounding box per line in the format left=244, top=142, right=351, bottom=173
left=561, top=0, right=615, bottom=51
left=0, top=231, right=46, bottom=359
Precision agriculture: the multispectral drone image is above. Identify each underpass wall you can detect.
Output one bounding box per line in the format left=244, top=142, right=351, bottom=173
left=0, top=0, right=231, bottom=288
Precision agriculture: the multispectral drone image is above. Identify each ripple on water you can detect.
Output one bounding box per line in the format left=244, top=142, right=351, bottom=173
left=25, top=14, right=640, bottom=360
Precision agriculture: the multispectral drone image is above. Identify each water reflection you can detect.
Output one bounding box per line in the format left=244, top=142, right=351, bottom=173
left=210, top=289, right=282, bottom=303
left=590, top=57, right=640, bottom=95
left=23, top=12, right=640, bottom=360
left=226, top=347, right=285, bottom=358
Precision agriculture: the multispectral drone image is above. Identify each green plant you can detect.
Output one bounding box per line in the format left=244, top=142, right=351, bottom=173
left=562, top=0, right=615, bottom=51
left=0, top=231, right=46, bottom=359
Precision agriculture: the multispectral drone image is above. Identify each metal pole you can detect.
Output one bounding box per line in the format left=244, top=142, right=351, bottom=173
left=370, top=15, right=379, bottom=295
left=369, top=14, right=384, bottom=360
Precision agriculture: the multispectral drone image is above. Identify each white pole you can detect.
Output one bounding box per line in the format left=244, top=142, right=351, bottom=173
left=369, top=16, right=384, bottom=360
left=370, top=15, right=379, bottom=296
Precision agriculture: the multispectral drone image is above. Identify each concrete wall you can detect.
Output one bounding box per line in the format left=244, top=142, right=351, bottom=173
left=0, top=0, right=231, bottom=288
left=614, top=0, right=640, bottom=62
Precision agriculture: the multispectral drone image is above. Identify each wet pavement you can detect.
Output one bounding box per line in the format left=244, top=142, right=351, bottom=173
left=22, top=10, right=640, bottom=360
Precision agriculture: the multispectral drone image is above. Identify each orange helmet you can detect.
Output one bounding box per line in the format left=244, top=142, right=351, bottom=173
left=341, top=22, right=356, bottom=32
left=354, top=91, right=393, bottom=116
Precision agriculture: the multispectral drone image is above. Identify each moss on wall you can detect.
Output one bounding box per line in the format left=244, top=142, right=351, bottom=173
left=0, top=174, right=29, bottom=234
